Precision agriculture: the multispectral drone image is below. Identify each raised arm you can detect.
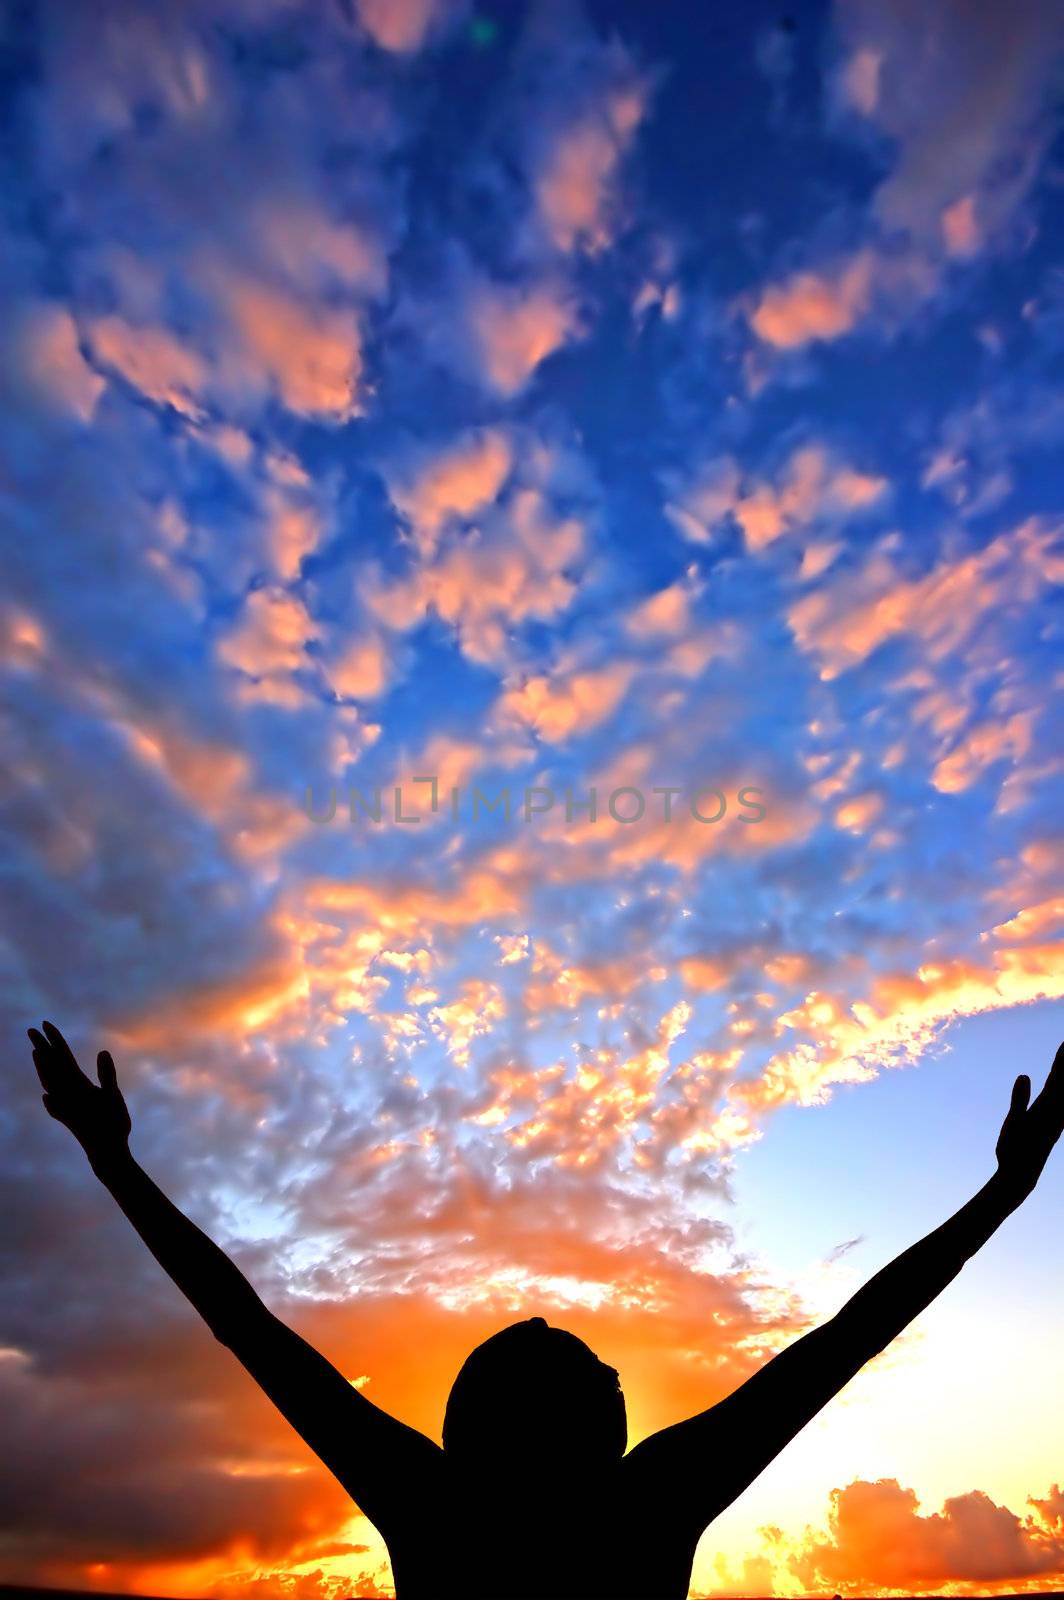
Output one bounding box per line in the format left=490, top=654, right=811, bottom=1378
left=628, top=1043, right=1064, bottom=1535
left=28, top=1020, right=442, bottom=1537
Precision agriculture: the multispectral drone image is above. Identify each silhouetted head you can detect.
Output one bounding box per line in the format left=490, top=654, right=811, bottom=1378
left=442, top=1316, right=627, bottom=1474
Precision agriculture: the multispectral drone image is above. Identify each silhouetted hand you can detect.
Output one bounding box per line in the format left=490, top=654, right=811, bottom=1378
left=995, top=1042, right=1064, bottom=1202
left=28, top=1019, right=131, bottom=1169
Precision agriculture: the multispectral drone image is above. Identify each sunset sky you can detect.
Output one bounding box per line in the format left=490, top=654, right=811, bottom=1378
left=2, top=0, right=1064, bottom=1596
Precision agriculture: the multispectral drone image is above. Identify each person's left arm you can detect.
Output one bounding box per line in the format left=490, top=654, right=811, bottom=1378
left=625, top=1044, right=1064, bottom=1535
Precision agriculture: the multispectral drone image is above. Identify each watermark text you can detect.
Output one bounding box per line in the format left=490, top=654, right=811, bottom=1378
left=302, top=779, right=767, bottom=828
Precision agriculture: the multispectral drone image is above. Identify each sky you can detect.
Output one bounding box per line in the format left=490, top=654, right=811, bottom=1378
left=1, top=0, right=1063, bottom=1595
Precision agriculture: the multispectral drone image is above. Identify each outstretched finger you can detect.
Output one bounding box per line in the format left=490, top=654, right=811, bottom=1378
left=28, top=1031, right=59, bottom=1091
left=40, top=1020, right=90, bottom=1084
left=97, top=1050, right=118, bottom=1091
left=1030, top=1041, right=1064, bottom=1119
left=1008, top=1074, right=1031, bottom=1115
left=27, top=1026, right=50, bottom=1063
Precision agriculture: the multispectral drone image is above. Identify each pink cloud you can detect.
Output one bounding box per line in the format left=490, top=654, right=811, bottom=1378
left=535, top=83, right=646, bottom=254
left=89, top=315, right=207, bottom=418
left=749, top=251, right=874, bottom=349
left=668, top=445, right=886, bottom=554
left=837, top=45, right=882, bottom=116
left=788, top=517, right=1060, bottom=680
left=354, top=0, right=453, bottom=54
left=251, top=199, right=388, bottom=300
left=931, top=711, right=1035, bottom=794
left=498, top=661, right=635, bottom=744
left=364, top=485, right=585, bottom=666
left=625, top=581, right=691, bottom=639
left=268, top=499, right=322, bottom=583
left=663, top=458, right=742, bottom=545
left=386, top=429, right=513, bottom=554
left=117, top=713, right=308, bottom=866
left=941, top=193, right=981, bottom=258
left=223, top=280, right=363, bottom=422
left=468, top=279, right=581, bottom=396
left=18, top=304, right=104, bottom=422
left=217, top=588, right=318, bottom=705
left=840, top=0, right=1063, bottom=246
left=325, top=635, right=391, bottom=702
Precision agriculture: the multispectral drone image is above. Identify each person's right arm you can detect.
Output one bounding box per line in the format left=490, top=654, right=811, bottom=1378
left=626, top=1043, right=1064, bottom=1534
left=29, top=1020, right=443, bottom=1536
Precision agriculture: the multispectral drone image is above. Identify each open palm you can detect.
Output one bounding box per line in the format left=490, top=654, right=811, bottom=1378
left=28, top=1019, right=130, bottom=1165
left=996, top=1041, right=1064, bottom=1200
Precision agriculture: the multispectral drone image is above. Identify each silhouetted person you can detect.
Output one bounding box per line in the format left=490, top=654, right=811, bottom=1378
left=28, top=1019, right=1064, bottom=1599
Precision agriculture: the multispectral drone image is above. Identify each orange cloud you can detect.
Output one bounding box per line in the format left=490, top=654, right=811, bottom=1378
left=1029, top=1484, right=1064, bottom=1534
left=520, top=942, right=666, bottom=1017
left=545, top=769, right=815, bottom=876
left=625, top=581, right=691, bottom=638
left=268, top=498, right=323, bottom=583
left=115, top=710, right=310, bottom=864
left=737, top=444, right=886, bottom=552
left=325, top=635, right=392, bottom=702
left=710, top=940, right=1064, bottom=1150
left=386, top=429, right=513, bottom=553
left=749, top=250, right=874, bottom=349
left=498, top=662, right=635, bottom=743
left=663, top=620, right=745, bottom=679
left=678, top=956, right=730, bottom=992
left=102, top=829, right=523, bottom=1066
left=473, top=1001, right=694, bottom=1169
left=0, top=1330, right=364, bottom=1596
left=224, top=281, right=363, bottom=422
left=105, top=930, right=311, bottom=1062
left=429, top=978, right=506, bottom=1066
left=834, top=791, right=883, bottom=833
left=0, top=604, right=48, bottom=669
left=789, top=517, right=1060, bottom=680
left=992, top=897, right=1064, bottom=943
left=217, top=588, right=318, bottom=705
left=364, top=486, right=585, bottom=665
left=791, top=1476, right=1064, bottom=1592
left=3, top=607, right=309, bottom=874
left=666, top=446, right=885, bottom=553
left=931, top=711, right=1034, bottom=794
